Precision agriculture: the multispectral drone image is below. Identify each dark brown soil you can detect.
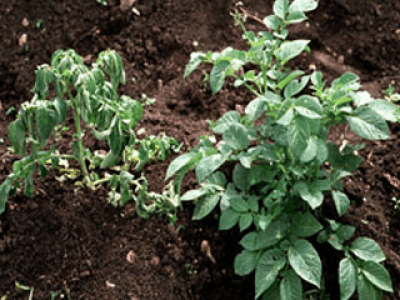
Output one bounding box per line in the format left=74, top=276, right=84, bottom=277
left=1, top=0, right=400, bottom=299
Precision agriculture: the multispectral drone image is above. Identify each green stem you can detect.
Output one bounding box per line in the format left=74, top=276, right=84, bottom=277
left=68, top=90, right=89, bottom=177
left=26, top=110, right=38, bottom=157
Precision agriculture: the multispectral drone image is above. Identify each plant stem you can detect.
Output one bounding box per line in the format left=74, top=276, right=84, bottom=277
left=69, top=90, right=89, bottom=177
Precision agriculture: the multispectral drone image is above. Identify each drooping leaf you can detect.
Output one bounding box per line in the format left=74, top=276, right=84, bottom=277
left=288, top=239, right=321, bottom=288
left=36, top=106, right=58, bottom=146
left=9, top=119, right=26, bottom=156
left=210, top=60, right=230, bottom=95
left=0, top=179, right=12, bottom=215
left=184, top=52, right=206, bottom=79
left=339, top=258, right=357, bottom=300
left=54, top=97, right=68, bottom=123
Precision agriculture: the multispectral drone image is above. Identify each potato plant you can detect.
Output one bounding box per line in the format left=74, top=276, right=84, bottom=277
left=167, top=0, right=396, bottom=299
left=0, top=49, right=181, bottom=218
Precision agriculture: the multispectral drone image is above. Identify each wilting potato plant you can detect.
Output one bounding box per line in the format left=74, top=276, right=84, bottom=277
left=0, top=49, right=181, bottom=218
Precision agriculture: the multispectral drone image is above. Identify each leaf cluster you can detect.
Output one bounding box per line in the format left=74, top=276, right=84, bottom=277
left=1, top=49, right=180, bottom=219
left=167, top=0, right=395, bottom=299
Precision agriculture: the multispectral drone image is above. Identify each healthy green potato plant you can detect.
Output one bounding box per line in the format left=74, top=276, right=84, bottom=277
left=0, top=49, right=180, bottom=218
left=167, top=0, right=396, bottom=299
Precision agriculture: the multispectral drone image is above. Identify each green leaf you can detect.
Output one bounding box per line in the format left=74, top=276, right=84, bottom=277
left=360, top=261, right=393, bottom=292
left=290, top=212, right=323, bottom=238
left=288, top=116, right=312, bottom=157
left=54, top=97, right=68, bottom=124
left=332, top=190, right=350, bottom=216
left=262, top=281, right=281, bottom=300
left=277, top=70, right=305, bottom=90
left=295, top=181, right=324, bottom=209
left=184, top=52, right=205, bottom=79
left=350, top=237, right=386, bottom=263
left=195, top=153, right=227, bottom=182
left=234, top=250, right=257, bottom=276
left=233, top=164, right=250, bottom=192
left=339, top=258, right=357, bottom=300
left=257, top=215, right=291, bottom=249
left=356, top=273, right=383, bottom=300
left=222, top=124, right=250, bottom=150
left=289, top=0, right=318, bottom=13
left=300, top=137, right=317, bottom=163
left=245, top=97, right=268, bottom=123
left=346, top=107, right=390, bottom=140
left=9, top=119, right=26, bottom=156
left=277, top=108, right=294, bottom=126
left=39, top=163, right=49, bottom=179
left=181, top=189, right=208, bottom=201
left=24, top=176, right=35, bottom=198
left=210, top=60, right=230, bottom=95
left=166, top=152, right=197, bottom=180
left=36, top=106, right=58, bottom=145
left=229, top=195, right=250, bottom=212
left=263, top=15, right=284, bottom=31
left=280, top=269, right=303, bottom=300
left=368, top=99, right=400, bottom=122
left=255, top=249, right=286, bottom=299
left=213, top=111, right=241, bottom=133
left=219, top=208, right=240, bottom=230
left=284, top=76, right=310, bottom=98
left=192, top=194, right=220, bottom=220
left=332, top=72, right=359, bottom=90
left=0, top=179, right=12, bottom=215
left=295, top=95, right=323, bottom=115
left=289, top=239, right=321, bottom=288
left=277, top=40, right=310, bottom=63
left=273, top=0, right=289, bottom=19
left=239, top=213, right=253, bottom=231
left=100, top=151, right=120, bottom=169
left=240, top=231, right=259, bottom=251
left=286, top=11, right=308, bottom=24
